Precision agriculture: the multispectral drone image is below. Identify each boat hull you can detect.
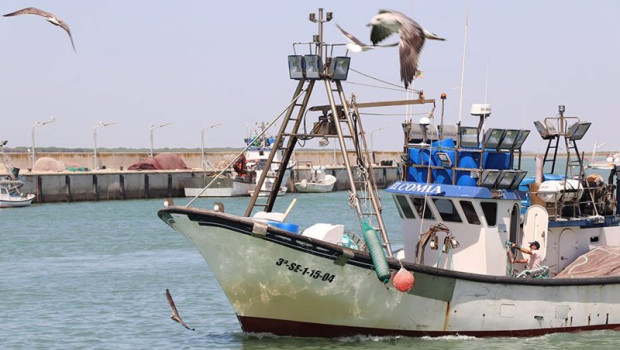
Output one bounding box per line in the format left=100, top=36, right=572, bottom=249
left=159, top=207, right=620, bottom=337
left=294, top=175, right=336, bottom=193
left=184, top=176, right=251, bottom=197
left=0, top=194, right=34, bottom=208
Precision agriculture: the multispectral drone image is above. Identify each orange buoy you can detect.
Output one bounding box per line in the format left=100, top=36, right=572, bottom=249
left=393, top=267, right=414, bottom=292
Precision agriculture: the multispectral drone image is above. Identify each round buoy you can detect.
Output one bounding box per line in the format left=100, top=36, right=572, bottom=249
left=393, top=267, right=414, bottom=292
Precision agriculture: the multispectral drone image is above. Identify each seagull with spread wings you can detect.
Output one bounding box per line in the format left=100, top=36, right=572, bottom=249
left=368, top=9, right=445, bottom=89
left=3, top=7, right=76, bottom=53
left=166, top=289, right=195, bottom=331
left=336, top=24, right=397, bottom=53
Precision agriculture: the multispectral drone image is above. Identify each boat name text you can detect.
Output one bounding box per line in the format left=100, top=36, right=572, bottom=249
left=388, top=182, right=442, bottom=194
left=276, top=258, right=336, bottom=283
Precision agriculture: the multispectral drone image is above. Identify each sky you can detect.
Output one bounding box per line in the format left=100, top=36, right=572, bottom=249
left=0, top=0, right=619, bottom=154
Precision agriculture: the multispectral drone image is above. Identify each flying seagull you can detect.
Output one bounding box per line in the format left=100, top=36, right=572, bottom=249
left=368, top=9, right=445, bottom=89
left=3, top=7, right=76, bottom=53
left=165, top=289, right=195, bottom=331
left=335, top=24, right=398, bottom=53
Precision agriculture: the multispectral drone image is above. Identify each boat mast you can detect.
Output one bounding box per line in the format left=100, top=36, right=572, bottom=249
left=244, top=8, right=397, bottom=256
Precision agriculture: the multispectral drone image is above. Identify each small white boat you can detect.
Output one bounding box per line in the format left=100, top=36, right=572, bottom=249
left=294, top=166, right=336, bottom=193
left=1, top=141, right=35, bottom=208
left=0, top=180, right=35, bottom=208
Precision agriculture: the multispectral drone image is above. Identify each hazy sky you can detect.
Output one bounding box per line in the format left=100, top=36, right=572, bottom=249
left=0, top=1, right=619, bottom=154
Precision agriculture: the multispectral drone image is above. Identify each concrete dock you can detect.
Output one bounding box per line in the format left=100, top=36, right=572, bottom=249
left=3, top=151, right=401, bottom=203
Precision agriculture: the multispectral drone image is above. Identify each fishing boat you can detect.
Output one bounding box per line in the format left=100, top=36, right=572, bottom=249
left=0, top=179, right=35, bottom=208
left=0, top=141, right=35, bottom=208
left=159, top=9, right=620, bottom=337
left=183, top=125, right=292, bottom=197
left=294, top=165, right=336, bottom=193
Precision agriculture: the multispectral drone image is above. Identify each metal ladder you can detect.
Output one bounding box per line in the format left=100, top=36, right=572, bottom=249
left=542, top=136, right=560, bottom=174
left=244, top=79, right=315, bottom=216
left=244, top=79, right=392, bottom=256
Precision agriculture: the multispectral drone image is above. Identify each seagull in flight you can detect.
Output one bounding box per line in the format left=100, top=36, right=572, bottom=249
left=335, top=24, right=397, bottom=53
left=368, top=9, right=445, bottom=89
left=166, top=289, right=195, bottom=331
left=3, top=7, right=76, bottom=53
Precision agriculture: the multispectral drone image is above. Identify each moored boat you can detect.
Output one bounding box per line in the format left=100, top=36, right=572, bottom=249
left=159, top=9, right=620, bottom=337
left=183, top=125, right=292, bottom=197
left=294, top=165, right=336, bottom=193
left=0, top=141, right=35, bottom=208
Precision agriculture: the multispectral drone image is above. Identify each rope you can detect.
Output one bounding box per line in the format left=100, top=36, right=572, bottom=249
left=349, top=68, right=419, bottom=93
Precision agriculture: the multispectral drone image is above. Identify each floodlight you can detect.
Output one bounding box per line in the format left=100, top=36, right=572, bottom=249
left=328, top=56, right=351, bottom=80
left=288, top=55, right=304, bottom=80
left=483, top=129, right=506, bottom=149
left=304, top=55, right=323, bottom=79
left=480, top=169, right=501, bottom=188
left=438, top=124, right=458, bottom=139
left=458, top=126, right=479, bottom=148
left=534, top=120, right=557, bottom=140
left=512, top=129, right=531, bottom=149
left=498, top=129, right=520, bottom=149
left=318, top=136, right=329, bottom=147
left=567, top=121, right=591, bottom=141
left=496, top=170, right=519, bottom=189
left=436, top=152, right=452, bottom=167
left=408, top=123, right=425, bottom=143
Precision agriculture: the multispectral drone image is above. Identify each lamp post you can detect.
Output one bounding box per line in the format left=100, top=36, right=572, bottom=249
left=370, top=125, right=388, bottom=164
left=201, top=123, right=222, bottom=169
left=31, top=116, right=56, bottom=169
left=93, top=121, right=116, bottom=170
left=150, top=122, right=171, bottom=157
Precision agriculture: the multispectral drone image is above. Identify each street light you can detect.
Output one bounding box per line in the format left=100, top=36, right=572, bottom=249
left=93, top=121, right=116, bottom=171
left=201, top=123, right=222, bottom=169
left=31, top=116, right=56, bottom=169
left=370, top=125, right=388, bottom=164
left=150, top=122, right=171, bottom=157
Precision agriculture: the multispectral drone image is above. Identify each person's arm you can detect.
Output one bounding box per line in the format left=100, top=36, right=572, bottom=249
left=512, top=243, right=532, bottom=255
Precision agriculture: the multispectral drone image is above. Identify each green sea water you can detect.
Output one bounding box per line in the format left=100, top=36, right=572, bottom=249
left=2, top=157, right=619, bottom=349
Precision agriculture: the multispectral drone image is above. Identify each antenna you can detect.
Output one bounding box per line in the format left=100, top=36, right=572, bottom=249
left=457, top=5, right=469, bottom=124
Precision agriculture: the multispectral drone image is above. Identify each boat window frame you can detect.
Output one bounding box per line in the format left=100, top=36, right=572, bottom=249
left=432, top=198, right=463, bottom=223
left=458, top=200, right=481, bottom=225
left=480, top=201, right=498, bottom=227
left=393, top=195, right=416, bottom=219
left=411, top=196, right=435, bottom=220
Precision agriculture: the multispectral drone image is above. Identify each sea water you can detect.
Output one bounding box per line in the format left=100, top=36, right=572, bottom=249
left=2, top=157, right=619, bottom=349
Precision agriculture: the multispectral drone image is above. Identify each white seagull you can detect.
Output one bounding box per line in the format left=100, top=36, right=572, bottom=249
left=4, top=7, right=76, bottom=53
left=335, top=24, right=397, bottom=53
left=368, top=9, right=445, bottom=89
left=166, top=289, right=195, bottom=331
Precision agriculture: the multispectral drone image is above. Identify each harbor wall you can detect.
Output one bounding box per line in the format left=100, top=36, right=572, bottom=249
left=10, top=166, right=399, bottom=204
left=2, top=150, right=401, bottom=171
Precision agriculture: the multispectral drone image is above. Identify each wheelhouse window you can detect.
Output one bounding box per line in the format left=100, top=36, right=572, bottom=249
left=459, top=200, right=481, bottom=225
left=411, top=197, right=434, bottom=220
left=481, top=202, right=498, bottom=226
left=394, top=195, right=415, bottom=219
left=432, top=198, right=462, bottom=223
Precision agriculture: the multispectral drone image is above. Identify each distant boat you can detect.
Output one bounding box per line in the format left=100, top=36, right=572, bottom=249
left=0, top=179, right=34, bottom=208
left=184, top=124, right=292, bottom=197
left=0, top=141, right=35, bottom=208
left=294, top=166, right=336, bottom=193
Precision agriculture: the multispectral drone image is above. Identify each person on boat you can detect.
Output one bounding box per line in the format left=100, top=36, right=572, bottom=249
left=233, top=154, right=247, bottom=176
left=512, top=241, right=543, bottom=270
